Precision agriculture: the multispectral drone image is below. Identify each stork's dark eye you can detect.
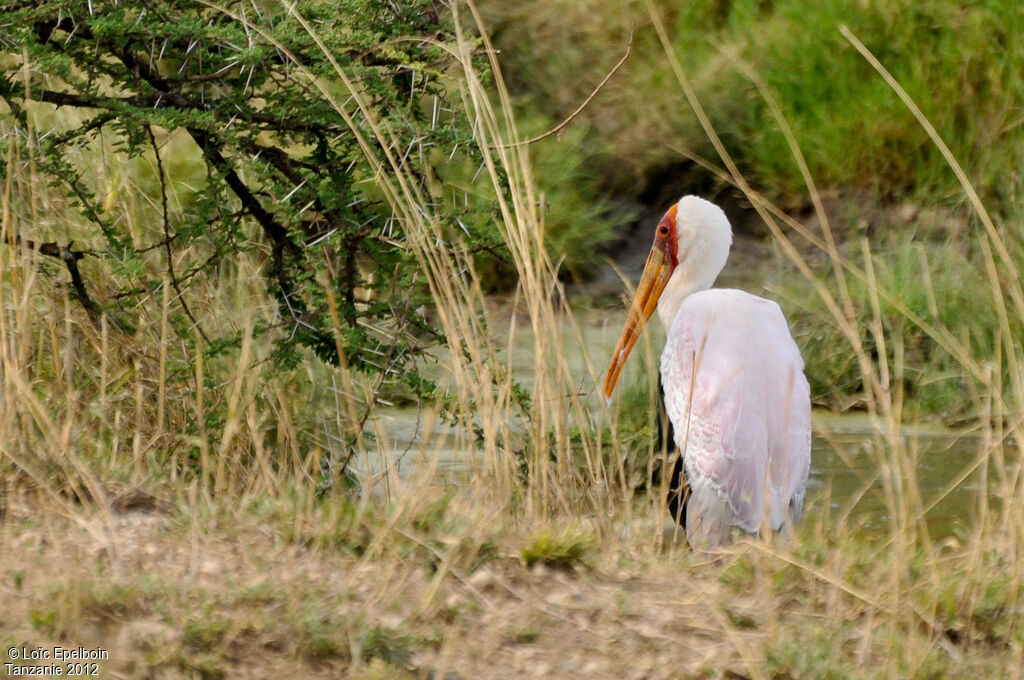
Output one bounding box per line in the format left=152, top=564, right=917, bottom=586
left=658, top=226, right=669, bottom=236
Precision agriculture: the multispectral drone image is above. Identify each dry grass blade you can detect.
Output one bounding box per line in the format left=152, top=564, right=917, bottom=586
left=841, top=25, right=1024, bottom=421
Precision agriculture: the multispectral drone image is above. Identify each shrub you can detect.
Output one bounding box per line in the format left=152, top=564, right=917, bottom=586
left=0, top=0, right=502, bottom=401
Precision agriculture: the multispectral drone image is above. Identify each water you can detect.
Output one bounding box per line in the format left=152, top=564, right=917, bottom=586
left=356, top=306, right=1018, bottom=539
left=807, top=414, right=1011, bottom=538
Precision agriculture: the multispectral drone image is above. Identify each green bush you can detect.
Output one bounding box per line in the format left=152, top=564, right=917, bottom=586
left=485, top=0, right=1024, bottom=211
left=784, top=230, right=1024, bottom=419
left=0, top=0, right=502, bottom=400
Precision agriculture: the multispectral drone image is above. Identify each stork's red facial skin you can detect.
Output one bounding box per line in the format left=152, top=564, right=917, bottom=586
left=655, top=202, right=679, bottom=269
left=602, top=204, right=679, bottom=400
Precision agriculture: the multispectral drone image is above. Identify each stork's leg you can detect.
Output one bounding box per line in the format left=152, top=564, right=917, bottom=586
left=666, top=451, right=688, bottom=526
left=658, top=376, right=689, bottom=527
left=787, top=488, right=806, bottom=525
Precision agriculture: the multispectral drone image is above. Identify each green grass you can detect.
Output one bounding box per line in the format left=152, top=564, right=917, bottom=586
left=782, top=228, right=1024, bottom=419
left=520, top=523, right=599, bottom=569
left=670, top=0, right=1024, bottom=204
left=485, top=0, right=1024, bottom=210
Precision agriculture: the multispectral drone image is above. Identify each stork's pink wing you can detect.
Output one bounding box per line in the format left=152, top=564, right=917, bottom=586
left=660, top=289, right=811, bottom=534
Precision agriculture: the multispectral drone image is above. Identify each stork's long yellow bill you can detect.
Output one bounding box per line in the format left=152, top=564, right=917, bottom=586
left=602, top=245, right=675, bottom=401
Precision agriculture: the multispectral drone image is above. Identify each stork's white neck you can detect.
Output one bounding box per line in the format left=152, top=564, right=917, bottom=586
left=655, top=268, right=716, bottom=329
left=655, top=196, right=733, bottom=330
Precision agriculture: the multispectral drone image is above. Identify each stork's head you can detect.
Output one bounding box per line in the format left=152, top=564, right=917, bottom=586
left=601, top=196, right=733, bottom=401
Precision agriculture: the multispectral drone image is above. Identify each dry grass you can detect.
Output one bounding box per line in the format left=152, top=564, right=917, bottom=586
left=1, top=2, right=1022, bottom=678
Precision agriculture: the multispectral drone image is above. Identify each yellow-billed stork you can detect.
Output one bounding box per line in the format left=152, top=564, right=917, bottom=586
left=603, top=196, right=811, bottom=549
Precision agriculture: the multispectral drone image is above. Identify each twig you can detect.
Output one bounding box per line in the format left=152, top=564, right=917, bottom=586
left=10, top=236, right=101, bottom=326
left=144, top=124, right=210, bottom=345
left=497, top=27, right=633, bottom=149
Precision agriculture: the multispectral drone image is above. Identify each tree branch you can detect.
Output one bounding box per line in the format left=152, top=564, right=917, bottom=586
left=0, top=77, right=336, bottom=136
left=145, top=124, right=210, bottom=345
left=498, top=27, right=633, bottom=149
left=11, top=236, right=101, bottom=326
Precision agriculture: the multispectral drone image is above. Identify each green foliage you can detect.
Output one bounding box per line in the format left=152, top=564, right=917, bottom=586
left=430, top=106, right=627, bottom=283
left=520, top=524, right=597, bottom=569
left=358, top=625, right=417, bottom=667
left=669, top=0, right=1024, bottom=205
left=28, top=577, right=165, bottom=639
left=184, top=614, right=229, bottom=650
left=765, top=619, right=860, bottom=679
left=296, top=610, right=354, bottom=661
left=485, top=0, right=1024, bottom=210
left=0, top=0, right=503, bottom=404
left=785, top=230, right=1024, bottom=419
left=517, top=111, right=632, bottom=280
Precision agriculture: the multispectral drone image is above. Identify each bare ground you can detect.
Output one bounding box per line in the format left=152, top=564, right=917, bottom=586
left=1, top=487, right=769, bottom=680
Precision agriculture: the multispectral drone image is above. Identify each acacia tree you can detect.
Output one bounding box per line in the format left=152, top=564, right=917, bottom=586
left=1, top=0, right=500, bottom=399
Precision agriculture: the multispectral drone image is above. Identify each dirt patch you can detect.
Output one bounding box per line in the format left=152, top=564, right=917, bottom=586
left=1, top=490, right=762, bottom=679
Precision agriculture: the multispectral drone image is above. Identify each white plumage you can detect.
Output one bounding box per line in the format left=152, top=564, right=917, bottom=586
left=603, top=196, right=811, bottom=549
